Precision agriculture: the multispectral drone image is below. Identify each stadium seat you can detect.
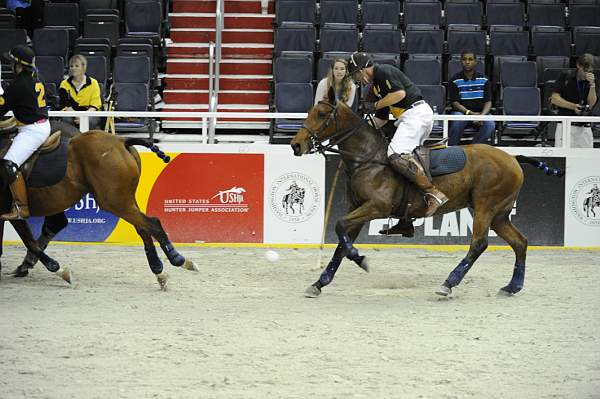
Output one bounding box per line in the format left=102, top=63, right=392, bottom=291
left=485, top=0, right=525, bottom=27
left=444, top=0, right=483, bottom=27
left=403, top=24, right=444, bottom=55
left=489, top=25, right=529, bottom=57
left=124, top=0, right=164, bottom=54
left=274, top=53, right=313, bottom=83
left=79, top=0, right=118, bottom=22
left=418, top=84, right=446, bottom=136
left=74, top=37, right=112, bottom=74
left=568, top=2, right=600, bottom=27
left=446, top=24, right=486, bottom=57
left=317, top=52, right=351, bottom=80
left=319, top=0, right=358, bottom=26
left=536, top=56, right=570, bottom=84
left=527, top=1, right=566, bottom=28
left=403, top=55, right=442, bottom=85
left=274, top=22, right=316, bottom=55
left=573, top=26, right=600, bottom=56
left=500, top=86, right=541, bottom=141
left=35, top=55, right=65, bottom=88
left=85, top=55, right=108, bottom=96
left=112, top=55, right=153, bottom=133
left=43, top=2, right=79, bottom=39
left=275, top=0, right=316, bottom=25
left=447, top=54, right=486, bottom=82
left=33, top=28, right=70, bottom=67
left=272, top=82, right=314, bottom=134
left=361, top=0, right=400, bottom=26
left=84, top=12, right=120, bottom=47
left=362, top=24, right=401, bottom=55
left=318, top=23, right=359, bottom=53
left=402, top=1, right=442, bottom=27
left=0, top=12, right=15, bottom=29
left=500, top=61, right=537, bottom=87
left=530, top=26, right=572, bottom=57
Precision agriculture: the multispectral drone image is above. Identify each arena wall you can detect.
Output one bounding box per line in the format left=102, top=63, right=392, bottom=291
left=4, top=145, right=599, bottom=247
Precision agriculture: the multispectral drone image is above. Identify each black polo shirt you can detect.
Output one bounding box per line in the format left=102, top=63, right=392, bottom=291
left=371, top=64, right=422, bottom=119
left=449, top=71, right=491, bottom=113
left=0, top=70, right=48, bottom=124
left=552, top=71, right=598, bottom=116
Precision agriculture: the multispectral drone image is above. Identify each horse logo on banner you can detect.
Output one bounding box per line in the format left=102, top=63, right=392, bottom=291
left=570, top=177, right=600, bottom=226
left=282, top=181, right=305, bottom=215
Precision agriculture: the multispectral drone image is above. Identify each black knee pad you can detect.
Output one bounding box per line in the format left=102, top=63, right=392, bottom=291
left=0, top=159, right=19, bottom=184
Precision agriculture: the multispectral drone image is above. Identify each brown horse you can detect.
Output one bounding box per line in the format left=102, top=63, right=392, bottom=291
left=0, top=121, right=198, bottom=289
left=291, top=91, right=563, bottom=298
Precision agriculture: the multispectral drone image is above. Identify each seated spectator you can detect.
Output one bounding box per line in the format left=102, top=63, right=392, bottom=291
left=59, top=54, right=103, bottom=130
left=314, top=58, right=356, bottom=108
left=448, top=51, right=494, bottom=146
left=551, top=53, right=597, bottom=148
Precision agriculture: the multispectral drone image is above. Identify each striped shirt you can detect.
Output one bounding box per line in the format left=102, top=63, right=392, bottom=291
left=449, top=71, right=491, bottom=112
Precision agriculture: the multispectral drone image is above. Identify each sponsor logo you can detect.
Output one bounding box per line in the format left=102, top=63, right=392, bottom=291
left=270, top=172, right=319, bottom=223
left=162, top=186, right=250, bottom=214
left=569, top=176, right=600, bottom=226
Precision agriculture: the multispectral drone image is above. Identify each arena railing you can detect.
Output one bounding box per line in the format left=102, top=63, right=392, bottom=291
left=46, top=111, right=600, bottom=148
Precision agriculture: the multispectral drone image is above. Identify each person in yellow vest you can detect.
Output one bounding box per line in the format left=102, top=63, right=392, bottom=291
left=0, top=45, right=51, bottom=220
left=59, top=54, right=103, bottom=130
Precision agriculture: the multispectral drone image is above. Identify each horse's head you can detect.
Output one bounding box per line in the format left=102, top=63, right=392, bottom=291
left=291, top=87, right=353, bottom=156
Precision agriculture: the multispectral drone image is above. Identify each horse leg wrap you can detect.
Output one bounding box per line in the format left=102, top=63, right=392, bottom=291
left=446, top=258, right=472, bottom=288
left=505, top=263, right=526, bottom=293
left=38, top=252, right=60, bottom=273
left=319, top=244, right=344, bottom=286
left=23, top=226, right=55, bottom=269
left=161, top=242, right=185, bottom=267
left=146, top=247, right=164, bottom=274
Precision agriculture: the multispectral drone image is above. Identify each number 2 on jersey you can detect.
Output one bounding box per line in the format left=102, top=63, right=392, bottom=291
left=35, top=82, right=46, bottom=108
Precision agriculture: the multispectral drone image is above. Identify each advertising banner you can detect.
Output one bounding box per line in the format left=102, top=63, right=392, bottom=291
left=323, top=154, right=566, bottom=246
left=563, top=157, right=600, bottom=246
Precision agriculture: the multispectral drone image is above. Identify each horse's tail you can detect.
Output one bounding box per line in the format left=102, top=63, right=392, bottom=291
left=123, top=138, right=170, bottom=163
left=515, top=155, right=564, bottom=177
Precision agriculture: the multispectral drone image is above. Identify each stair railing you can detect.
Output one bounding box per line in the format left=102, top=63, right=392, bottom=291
left=207, top=41, right=216, bottom=142
left=208, top=0, right=225, bottom=143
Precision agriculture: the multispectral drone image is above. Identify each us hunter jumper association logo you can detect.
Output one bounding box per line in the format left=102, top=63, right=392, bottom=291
left=163, top=186, right=249, bottom=213
left=569, top=176, right=600, bottom=226
left=270, top=172, right=319, bottom=223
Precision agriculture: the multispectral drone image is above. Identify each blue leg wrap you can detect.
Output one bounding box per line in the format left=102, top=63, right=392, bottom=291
left=161, top=242, right=185, bottom=267
left=507, top=263, right=526, bottom=292
left=319, top=244, right=344, bottom=286
left=38, top=252, right=60, bottom=273
left=446, top=258, right=472, bottom=287
left=146, top=246, right=164, bottom=274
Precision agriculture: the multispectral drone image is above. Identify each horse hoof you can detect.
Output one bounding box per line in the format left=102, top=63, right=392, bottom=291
left=11, top=266, right=29, bottom=278
left=156, top=272, right=169, bottom=291
left=57, top=267, right=74, bottom=285
left=435, top=285, right=451, bottom=296
left=499, top=284, right=522, bottom=295
left=304, top=285, right=321, bottom=298
left=353, top=256, right=369, bottom=272
left=182, top=259, right=199, bottom=272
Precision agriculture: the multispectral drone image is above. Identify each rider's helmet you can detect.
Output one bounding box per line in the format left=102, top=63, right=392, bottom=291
left=347, top=52, right=372, bottom=77
left=2, top=45, right=35, bottom=72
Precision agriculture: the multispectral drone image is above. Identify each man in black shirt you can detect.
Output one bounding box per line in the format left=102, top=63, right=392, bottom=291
left=0, top=45, right=51, bottom=219
left=448, top=51, right=494, bottom=146
left=348, top=52, right=448, bottom=219
left=551, top=53, right=597, bottom=148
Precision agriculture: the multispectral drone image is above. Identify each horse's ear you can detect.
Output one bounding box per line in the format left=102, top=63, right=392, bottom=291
left=327, top=86, right=337, bottom=104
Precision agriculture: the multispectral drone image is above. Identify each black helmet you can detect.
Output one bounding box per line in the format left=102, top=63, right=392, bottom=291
left=2, top=45, right=35, bottom=67
left=347, top=52, right=372, bottom=75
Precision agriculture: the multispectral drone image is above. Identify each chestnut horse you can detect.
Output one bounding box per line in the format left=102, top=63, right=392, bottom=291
left=0, top=121, right=197, bottom=289
left=291, top=92, right=563, bottom=298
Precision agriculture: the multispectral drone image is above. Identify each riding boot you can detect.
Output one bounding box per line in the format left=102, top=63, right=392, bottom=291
left=0, top=173, right=30, bottom=220
left=389, top=153, right=448, bottom=217
left=379, top=218, right=415, bottom=237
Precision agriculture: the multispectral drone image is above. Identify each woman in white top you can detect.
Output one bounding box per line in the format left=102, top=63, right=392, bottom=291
left=314, top=58, right=356, bottom=108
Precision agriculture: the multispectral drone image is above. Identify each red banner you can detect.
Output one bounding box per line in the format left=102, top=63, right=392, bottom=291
left=147, top=153, right=264, bottom=242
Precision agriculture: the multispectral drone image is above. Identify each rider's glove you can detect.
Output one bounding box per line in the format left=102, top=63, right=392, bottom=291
left=361, top=101, right=377, bottom=114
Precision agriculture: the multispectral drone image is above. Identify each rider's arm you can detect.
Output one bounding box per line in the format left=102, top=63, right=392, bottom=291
left=375, top=89, right=405, bottom=110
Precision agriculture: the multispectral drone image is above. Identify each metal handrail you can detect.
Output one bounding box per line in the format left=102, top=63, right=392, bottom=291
left=208, top=0, right=225, bottom=143
left=207, top=42, right=216, bottom=144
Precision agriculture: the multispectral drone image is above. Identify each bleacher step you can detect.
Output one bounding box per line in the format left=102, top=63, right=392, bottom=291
left=173, top=0, right=274, bottom=14
left=167, top=42, right=273, bottom=58
left=169, top=13, right=275, bottom=30
left=166, top=58, right=272, bottom=75
left=165, top=74, right=271, bottom=90
left=163, top=89, right=270, bottom=104
left=170, top=28, right=273, bottom=44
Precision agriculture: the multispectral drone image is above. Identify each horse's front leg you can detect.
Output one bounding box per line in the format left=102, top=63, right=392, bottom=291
left=15, top=213, right=68, bottom=275
left=305, top=201, right=388, bottom=298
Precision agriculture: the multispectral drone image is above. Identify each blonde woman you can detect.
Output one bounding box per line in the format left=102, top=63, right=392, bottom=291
left=59, top=54, right=103, bottom=130
left=314, top=58, right=356, bottom=108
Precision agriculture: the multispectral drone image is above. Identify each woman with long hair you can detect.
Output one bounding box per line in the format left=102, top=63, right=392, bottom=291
left=314, top=58, right=356, bottom=108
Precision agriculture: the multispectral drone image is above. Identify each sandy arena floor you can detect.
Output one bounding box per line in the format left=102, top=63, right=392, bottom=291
left=0, top=245, right=599, bottom=399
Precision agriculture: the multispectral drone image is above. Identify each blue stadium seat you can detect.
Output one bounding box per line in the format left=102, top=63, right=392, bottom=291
left=361, top=0, right=400, bottom=26
left=446, top=24, right=486, bottom=56
left=418, top=84, right=446, bottom=136
left=403, top=55, right=442, bottom=85
left=273, top=82, right=314, bottom=132
left=275, top=0, right=316, bottom=25
left=536, top=56, right=570, bottom=84
left=501, top=86, right=541, bottom=139
left=33, top=28, right=70, bottom=67
left=274, top=53, right=313, bottom=83
left=489, top=25, right=529, bottom=57
left=573, top=26, right=600, bottom=56
left=319, top=0, right=358, bottom=26
left=274, top=22, right=316, bottom=55
left=485, top=0, right=525, bottom=27
left=319, top=23, right=359, bottom=53
left=500, top=61, right=537, bottom=87
left=403, top=24, right=444, bottom=55
left=445, top=0, right=483, bottom=27
left=43, top=2, right=79, bottom=39
left=568, top=2, right=600, bottom=27
left=527, top=1, right=566, bottom=28
left=85, top=12, right=120, bottom=47
left=35, top=55, right=65, bottom=87
left=362, top=24, right=401, bottom=54
left=530, top=26, right=572, bottom=57
left=403, top=1, right=442, bottom=27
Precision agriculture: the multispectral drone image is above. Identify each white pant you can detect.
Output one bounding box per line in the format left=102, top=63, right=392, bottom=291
left=388, top=102, right=434, bottom=156
left=554, top=123, right=593, bottom=148
left=3, top=120, right=51, bottom=167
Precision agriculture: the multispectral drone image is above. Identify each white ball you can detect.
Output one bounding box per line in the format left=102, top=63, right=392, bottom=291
left=264, top=250, right=280, bottom=262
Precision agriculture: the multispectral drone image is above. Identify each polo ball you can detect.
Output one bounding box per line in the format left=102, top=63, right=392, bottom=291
left=264, top=250, right=280, bottom=262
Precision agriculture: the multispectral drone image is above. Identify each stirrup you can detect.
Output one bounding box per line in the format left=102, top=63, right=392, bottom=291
left=0, top=204, right=28, bottom=220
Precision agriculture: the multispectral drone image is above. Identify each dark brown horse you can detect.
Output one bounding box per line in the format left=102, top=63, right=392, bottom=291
left=0, top=121, right=198, bottom=289
left=290, top=92, right=563, bottom=298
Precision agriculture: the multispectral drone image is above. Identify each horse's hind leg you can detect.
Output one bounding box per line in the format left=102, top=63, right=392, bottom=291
left=15, top=213, right=68, bottom=274
left=491, top=214, right=528, bottom=295
left=305, top=224, right=363, bottom=298
left=135, top=227, right=169, bottom=290
left=146, top=216, right=198, bottom=271
left=436, top=211, right=492, bottom=296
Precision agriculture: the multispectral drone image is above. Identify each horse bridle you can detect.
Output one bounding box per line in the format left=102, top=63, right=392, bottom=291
left=299, top=101, right=387, bottom=165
